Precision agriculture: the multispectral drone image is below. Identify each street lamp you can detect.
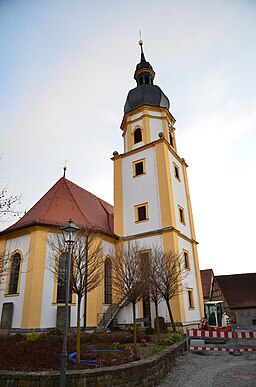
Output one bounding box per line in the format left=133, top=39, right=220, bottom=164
left=60, top=218, right=79, bottom=387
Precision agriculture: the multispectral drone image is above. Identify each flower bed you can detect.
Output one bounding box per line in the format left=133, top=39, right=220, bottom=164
left=0, top=330, right=182, bottom=372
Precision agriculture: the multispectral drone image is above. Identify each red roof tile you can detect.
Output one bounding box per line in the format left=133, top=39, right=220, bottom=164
left=200, top=269, right=214, bottom=299
left=2, top=177, right=114, bottom=236
left=215, top=273, right=256, bottom=309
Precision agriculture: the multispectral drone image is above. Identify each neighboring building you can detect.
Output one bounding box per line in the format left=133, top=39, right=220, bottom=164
left=0, top=42, right=204, bottom=332
left=200, top=269, right=256, bottom=325
left=200, top=269, right=214, bottom=302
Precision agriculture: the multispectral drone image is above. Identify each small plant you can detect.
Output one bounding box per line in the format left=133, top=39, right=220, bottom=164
left=145, top=326, right=155, bottom=335
left=27, top=331, right=41, bottom=342
left=113, top=341, right=120, bottom=350
left=157, top=332, right=183, bottom=348
left=140, top=338, right=147, bottom=347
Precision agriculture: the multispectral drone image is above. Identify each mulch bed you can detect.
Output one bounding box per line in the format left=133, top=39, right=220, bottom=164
left=0, top=331, right=166, bottom=372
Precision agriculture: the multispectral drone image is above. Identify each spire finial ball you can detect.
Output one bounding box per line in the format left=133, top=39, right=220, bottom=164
left=138, top=39, right=143, bottom=47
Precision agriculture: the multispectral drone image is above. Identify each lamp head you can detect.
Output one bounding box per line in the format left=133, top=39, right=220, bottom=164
left=61, top=218, right=79, bottom=245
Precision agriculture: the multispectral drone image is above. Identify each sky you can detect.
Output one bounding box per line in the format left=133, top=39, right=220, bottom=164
left=0, top=0, right=256, bottom=275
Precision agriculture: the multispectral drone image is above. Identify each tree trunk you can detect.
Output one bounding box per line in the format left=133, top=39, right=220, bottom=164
left=132, top=301, right=137, bottom=352
left=166, top=299, right=176, bottom=332
left=76, top=296, right=81, bottom=364
left=83, top=290, right=87, bottom=328
left=154, top=301, right=160, bottom=344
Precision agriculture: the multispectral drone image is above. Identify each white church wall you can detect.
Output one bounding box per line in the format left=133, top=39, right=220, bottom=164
left=116, top=301, right=141, bottom=326
left=168, top=153, right=192, bottom=239
left=158, top=299, right=170, bottom=324
left=41, top=233, right=59, bottom=328
left=149, top=116, right=164, bottom=142
left=122, top=147, right=162, bottom=236
left=0, top=234, right=30, bottom=329
left=178, top=237, right=201, bottom=323
left=41, top=232, right=78, bottom=329
left=116, top=235, right=163, bottom=326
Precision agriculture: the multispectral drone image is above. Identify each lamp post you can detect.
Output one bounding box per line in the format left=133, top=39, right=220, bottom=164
left=60, top=218, right=79, bottom=387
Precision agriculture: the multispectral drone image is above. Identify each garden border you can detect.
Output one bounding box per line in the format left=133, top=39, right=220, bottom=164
left=0, top=339, right=186, bottom=386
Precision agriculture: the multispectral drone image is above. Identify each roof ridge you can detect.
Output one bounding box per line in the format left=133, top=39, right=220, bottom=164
left=64, top=178, right=94, bottom=228
left=4, top=178, right=63, bottom=232
left=41, top=178, right=65, bottom=222
left=216, top=272, right=256, bottom=278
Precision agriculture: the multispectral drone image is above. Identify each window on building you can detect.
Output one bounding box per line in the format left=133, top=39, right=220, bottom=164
left=145, top=75, right=149, bottom=84
left=133, top=159, right=145, bottom=177
left=135, top=203, right=148, bottom=222
left=134, top=128, right=142, bottom=144
left=104, top=258, right=112, bottom=304
left=8, top=252, right=21, bottom=294
left=178, top=206, right=185, bottom=224
left=187, top=288, right=195, bottom=308
left=174, top=163, right=180, bottom=180
left=169, top=131, right=174, bottom=147
left=137, top=250, right=151, bottom=286
left=183, top=250, right=190, bottom=270
left=56, top=252, right=72, bottom=303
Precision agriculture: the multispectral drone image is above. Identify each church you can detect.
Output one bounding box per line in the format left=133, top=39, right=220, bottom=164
left=0, top=42, right=203, bottom=332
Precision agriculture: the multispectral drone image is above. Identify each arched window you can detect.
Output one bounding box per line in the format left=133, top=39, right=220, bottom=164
left=57, top=252, right=72, bottom=303
left=104, top=258, right=112, bottom=304
left=134, top=128, right=142, bottom=144
left=8, top=252, right=21, bottom=294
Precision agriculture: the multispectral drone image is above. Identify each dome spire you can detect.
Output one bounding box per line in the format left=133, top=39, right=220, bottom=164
left=123, top=41, right=170, bottom=113
left=134, top=39, right=155, bottom=86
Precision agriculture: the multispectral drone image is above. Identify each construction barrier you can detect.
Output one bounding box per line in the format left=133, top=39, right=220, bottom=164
left=187, top=329, right=256, bottom=339
left=187, top=329, right=256, bottom=353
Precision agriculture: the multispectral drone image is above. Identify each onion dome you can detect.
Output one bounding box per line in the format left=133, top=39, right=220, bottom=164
left=124, top=41, right=170, bottom=113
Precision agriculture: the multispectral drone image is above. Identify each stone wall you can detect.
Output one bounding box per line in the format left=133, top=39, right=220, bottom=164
left=0, top=339, right=186, bottom=387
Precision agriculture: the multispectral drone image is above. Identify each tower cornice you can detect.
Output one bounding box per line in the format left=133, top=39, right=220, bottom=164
left=111, top=136, right=188, bottom=168
left=120, top=105, right=175, bottom=132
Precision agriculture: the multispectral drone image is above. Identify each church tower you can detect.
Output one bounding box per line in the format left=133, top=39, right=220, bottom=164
left=113, top=41, right=203, bottom=326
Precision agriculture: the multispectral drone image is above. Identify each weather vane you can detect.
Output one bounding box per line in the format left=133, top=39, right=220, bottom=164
left=139, top=29, right=143, bottom=46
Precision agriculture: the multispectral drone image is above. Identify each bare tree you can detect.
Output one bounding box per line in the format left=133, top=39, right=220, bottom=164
left=0, top=157, right=22, bottom=225
left=0, top=186, right=21, bottom=221
left=111, top=241, right=149, bottom=351
left=48, top=231, right=103, bottom=364
left=150, top=247, right=188, bottom=332
left=147, top=247, right=164, bottom=343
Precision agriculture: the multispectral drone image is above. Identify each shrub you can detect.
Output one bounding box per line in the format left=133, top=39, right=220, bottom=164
left=158, top=331, right=183, bottom=347
left=27, top=331, right=41, bottom=342
left=145, top=326, right=155, bottom=335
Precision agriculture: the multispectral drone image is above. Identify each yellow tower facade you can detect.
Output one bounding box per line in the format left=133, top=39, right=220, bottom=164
left=113, top=42, right=203, bottom=327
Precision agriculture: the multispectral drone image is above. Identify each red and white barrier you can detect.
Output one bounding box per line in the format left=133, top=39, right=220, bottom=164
left=187, top=329, right=256, bottom=339
left=187, top=329, right=256, bottom=353
left=189, top=346, right=256, bottom=353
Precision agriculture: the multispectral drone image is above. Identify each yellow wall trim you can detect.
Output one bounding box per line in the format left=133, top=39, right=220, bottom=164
left=113, top=157, right=124, bottom=237
left=21, top=228, right=48, bottom=328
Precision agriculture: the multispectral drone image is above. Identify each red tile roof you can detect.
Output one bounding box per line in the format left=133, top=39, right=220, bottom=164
left=200, top=269, right=214, bottom=299
left=215, top=273, right=256, bottom=309
left=2, top=177, right=115, bottom=236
